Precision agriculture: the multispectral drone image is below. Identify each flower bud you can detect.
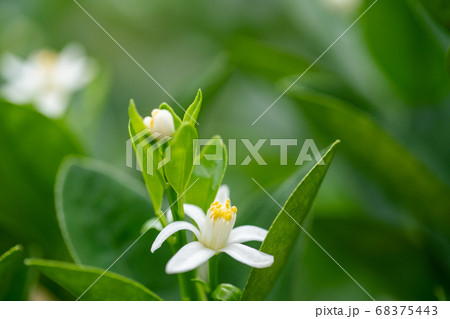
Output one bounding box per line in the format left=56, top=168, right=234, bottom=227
left=143, top=109, right=175, bottom=138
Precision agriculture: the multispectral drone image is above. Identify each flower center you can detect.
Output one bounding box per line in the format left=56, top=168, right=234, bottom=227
left=36, top=50, right=58, bottom=72
left=209, top=199, right=237, bottom=222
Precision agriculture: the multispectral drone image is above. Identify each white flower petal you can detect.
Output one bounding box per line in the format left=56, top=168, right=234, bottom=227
left=220, top=243, right=274, bottom=268
left=143, top=116, right=152, bottom=130
left=227, top=225, right=268, bottom=244
left=183, top=204, right=206, bottom=231
left=166, top=241, right=216, bottom=274
left=215, top=184, right=230, bottom=204
left=35, top=91, right=68, bottom=118
left=150, top=109, right=175, bottom=137
left=1, top=53, right=24, bottom=80
left=151, top=221, right=200, bottom=253
left=54, top=43, right=95, bottom=91
left=1, top=85, right=31, bottom=104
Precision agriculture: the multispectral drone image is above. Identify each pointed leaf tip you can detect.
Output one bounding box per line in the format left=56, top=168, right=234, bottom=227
left=183, top=89, right=203, bottom=124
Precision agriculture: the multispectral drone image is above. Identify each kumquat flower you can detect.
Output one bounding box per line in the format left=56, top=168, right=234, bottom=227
left=151, top=185, right=274, bottom=274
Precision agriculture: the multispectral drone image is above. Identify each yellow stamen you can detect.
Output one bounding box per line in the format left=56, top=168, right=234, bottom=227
left=209, top=199, right=237, bottom=222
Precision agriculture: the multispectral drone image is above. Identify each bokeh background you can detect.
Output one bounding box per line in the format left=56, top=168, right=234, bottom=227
left=0, top=0, right=449, bottom=300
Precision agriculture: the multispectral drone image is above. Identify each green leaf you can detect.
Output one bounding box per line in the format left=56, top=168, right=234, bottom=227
left=228, top=36, right=312, bottom=81
left=159, top=103, right=182, bottom=130
left=128, top=99, right=164, bottom=213
left=0, top=245, right=29, bottom=300
left=211, top=283, right=242, bottom=301
left=183, top=89, right=202, bottom=124
left=361, top=0, right=449, bottom=103
left=128, top=99, right=147, bottom=132
left=26, top=259, right=162, bottom=301
left=241, top=140, right=340, bottom=300
left=164, top=123, right=198, bottom=194
left=447, top=45, right=450, bottom=77
left=185, top=136, right=227, bottom=212
left=289, top=92, right=450, bottom=235
left=0, top=101, right=82, bottom=258
left=296, top=216, right=441, bottom=300
left=55, top=157, right=177, bottom=296
left=418, top=0, right=450, bottom=32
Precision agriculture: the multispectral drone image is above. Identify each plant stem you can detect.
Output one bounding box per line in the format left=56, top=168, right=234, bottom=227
left=165, top=185, right=207, bottom=301
left=155, top=209, right=168, bottom=228
left=209, top=255, right=219, bottom=292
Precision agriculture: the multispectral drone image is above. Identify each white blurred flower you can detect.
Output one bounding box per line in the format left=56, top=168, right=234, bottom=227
left=320, top=0, right=362, bottom=13
left=1, top=43, right=96, bottom=118
left=143, top=109, right=175, bottom=138
left=151, top=185, right=274, bottom=274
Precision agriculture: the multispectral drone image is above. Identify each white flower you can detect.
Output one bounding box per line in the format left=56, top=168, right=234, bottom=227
left=143, top=109, right=175, bottom=138
left=151, top=185, right=274, bottom=274
left=1, top=43, right=95, bottom=118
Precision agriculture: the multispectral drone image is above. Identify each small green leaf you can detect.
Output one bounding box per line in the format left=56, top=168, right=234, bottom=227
left=185, top=136, right=227, bottom=212
left=128, top=99, right=164, bottom=213
left=241, top=140, right=340, bottom=300
left=212, top=283, right=242, bottom=301
left=128, top=99, right=147, bottom=132
left=55, top=157, right=176, bottom=294
left=26, top=259, right=162, bottom=301
left=164, top=123, right=198, bottom=194
left=159, top=103, right=182, bottom=130
left=0, top=245, right=29, bottom=300
left=183, top=89, right=202, bottom=124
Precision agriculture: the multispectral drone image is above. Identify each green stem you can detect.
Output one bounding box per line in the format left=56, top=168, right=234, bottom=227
left=155, top=209, right=168, bottom=228
left=209, top=255, right=219, bottom=292
left=165, top=185, right=207, bottom=301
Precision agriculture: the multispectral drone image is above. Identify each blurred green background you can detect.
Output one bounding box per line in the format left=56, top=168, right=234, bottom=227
left=0, top=0, right=449, bottom=300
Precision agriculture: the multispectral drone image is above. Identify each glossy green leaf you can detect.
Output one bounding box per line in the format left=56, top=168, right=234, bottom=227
left=55, top=157, right=177, bottom=297
left=164, top=123, right=198, bottom=194
left=289, top=92, right=450, bottom=235
left=159, top=102, right=182, bottom=130
left=211, top=283, right=242, bottom=301
left=26, top=259, right=162, bottom=301
left=0, top=245, right=29, bottom=300
left=183, top=89, right=202, bottom=124
left=0, top=101, right=82, bottom=258
left=362, top=0, right=449, bottom=103
left=128, top=99, right=164, bottom=213
left=185, top=136, right=227, bottom=212
left=241, top=140, right=340, bottom=300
